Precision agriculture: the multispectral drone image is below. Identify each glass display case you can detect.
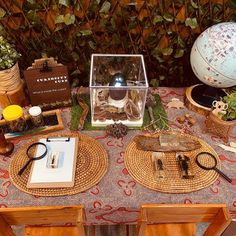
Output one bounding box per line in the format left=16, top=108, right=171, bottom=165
left=89, top=54, right=149, bottom=127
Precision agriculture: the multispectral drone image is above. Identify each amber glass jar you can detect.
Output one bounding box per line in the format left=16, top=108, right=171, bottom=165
left=2, top=105, right=27, bottom=132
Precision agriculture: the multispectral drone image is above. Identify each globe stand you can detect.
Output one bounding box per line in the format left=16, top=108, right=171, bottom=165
left=185, top=84, right=226, bottom=116
left=191, top=84, right=226, bottom=108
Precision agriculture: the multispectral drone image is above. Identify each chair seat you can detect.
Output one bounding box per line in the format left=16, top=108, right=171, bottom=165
left=145, top=223, right=196, bottom=236
left=24, top=226, right=83, bottom=236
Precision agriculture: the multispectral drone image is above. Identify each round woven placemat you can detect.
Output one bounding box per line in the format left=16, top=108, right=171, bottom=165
left=9, top=132, right=108, bottom=196
left=124, top=132, right=220, bottom=193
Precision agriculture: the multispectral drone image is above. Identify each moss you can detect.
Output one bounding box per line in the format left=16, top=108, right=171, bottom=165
left=143, top=94, right=168, bottom=130
left=70, top=94, right=168, bottom=130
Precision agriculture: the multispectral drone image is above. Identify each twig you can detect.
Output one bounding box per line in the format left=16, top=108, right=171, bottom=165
left=148, top=106, right=158, bottom=130
left=77, top=95, right=89, bottom=130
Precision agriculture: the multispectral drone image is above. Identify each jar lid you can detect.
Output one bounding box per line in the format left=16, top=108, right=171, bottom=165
left=29, top=106, right=42, bottom=116
left=3, top=105, right=23, bottom=121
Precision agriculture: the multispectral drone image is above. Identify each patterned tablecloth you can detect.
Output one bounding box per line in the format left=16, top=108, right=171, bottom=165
left=0, top=87, right=236, bottom=225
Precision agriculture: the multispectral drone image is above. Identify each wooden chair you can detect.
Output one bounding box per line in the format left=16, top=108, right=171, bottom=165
left=137, top=204, right=231, bottom=236
left=0, top=205, right=85, bottom=236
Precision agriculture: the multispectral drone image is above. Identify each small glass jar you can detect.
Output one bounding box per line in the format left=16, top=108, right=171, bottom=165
left=3, top=105, right=27, bottom=132
left=29, top=106, right=44, bottom=127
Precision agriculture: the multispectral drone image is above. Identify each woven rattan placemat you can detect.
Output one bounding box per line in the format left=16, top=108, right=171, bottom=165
left=9, top=132, right=108, bottom=196
left=124, top=132, right=220, bottom=193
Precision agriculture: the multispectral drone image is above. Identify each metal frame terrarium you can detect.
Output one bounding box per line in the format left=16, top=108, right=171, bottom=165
left=89, top=54, right=149, bottom=127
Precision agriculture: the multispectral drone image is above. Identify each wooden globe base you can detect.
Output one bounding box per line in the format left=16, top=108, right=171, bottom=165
left=185, top=85, right=211, bottom=116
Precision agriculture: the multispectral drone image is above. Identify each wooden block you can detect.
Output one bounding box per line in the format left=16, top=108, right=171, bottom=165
left=0, top=91, right=10, bottom=108
left=0, top=81, right=29, bottom=108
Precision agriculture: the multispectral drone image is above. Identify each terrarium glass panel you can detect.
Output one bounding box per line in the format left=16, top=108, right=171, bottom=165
left=89, top=54, right=149, bottom=127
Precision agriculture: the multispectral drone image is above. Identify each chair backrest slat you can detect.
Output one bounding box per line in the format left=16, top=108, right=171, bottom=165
left=141, top=204, right=227, bottom=223
left=138, top=204, right=231, bottom=236
left=0, top=206, right=84, bottom=226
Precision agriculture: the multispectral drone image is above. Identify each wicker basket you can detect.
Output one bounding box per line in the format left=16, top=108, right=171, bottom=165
left=0, top=63, right=28, bottom=108
left=205, top=112, right=236, bottom=142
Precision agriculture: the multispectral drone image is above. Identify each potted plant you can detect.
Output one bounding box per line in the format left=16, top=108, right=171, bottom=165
left=0, top=36, right=21, bottom=89
left=205, top=92, right=236, bottom=142
left=0, top=36, right=26, bottom=108
left=222, top=92, right=236, bottom=121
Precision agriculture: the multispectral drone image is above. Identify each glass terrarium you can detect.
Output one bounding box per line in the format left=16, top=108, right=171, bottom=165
left=89, top=54, right=149, bottom=127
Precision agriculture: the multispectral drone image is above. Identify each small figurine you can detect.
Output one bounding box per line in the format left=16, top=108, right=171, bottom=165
left=167, top=98, right=185, bottom=109
left=212, top=100, right=228, bottom=119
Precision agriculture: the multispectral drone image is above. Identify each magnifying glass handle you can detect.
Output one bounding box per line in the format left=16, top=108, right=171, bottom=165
left=214, top=168, right=232, bottom=183
left=18, top=159, right=32, bottom=176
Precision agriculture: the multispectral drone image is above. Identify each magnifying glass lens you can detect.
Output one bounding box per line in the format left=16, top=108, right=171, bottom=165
left=196, top=152, right=232, bottom=183
left=196, top=153, right=216, bottom=170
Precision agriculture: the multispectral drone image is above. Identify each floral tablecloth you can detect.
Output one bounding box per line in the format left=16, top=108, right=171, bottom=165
left=0, top=87, right=236, bottom=224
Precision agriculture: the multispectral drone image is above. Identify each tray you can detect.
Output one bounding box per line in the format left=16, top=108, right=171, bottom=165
left=0, top=109, right=64, bottom=140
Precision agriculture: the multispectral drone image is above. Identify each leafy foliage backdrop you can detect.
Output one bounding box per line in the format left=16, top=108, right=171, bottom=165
left=0, top=0, right=235, bottom=87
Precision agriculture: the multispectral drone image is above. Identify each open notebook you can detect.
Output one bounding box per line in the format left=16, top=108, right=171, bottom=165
left=27, top=137, right=78, bottom=188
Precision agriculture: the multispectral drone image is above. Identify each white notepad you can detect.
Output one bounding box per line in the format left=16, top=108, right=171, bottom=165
left=27, top=137, right=78, bottom=188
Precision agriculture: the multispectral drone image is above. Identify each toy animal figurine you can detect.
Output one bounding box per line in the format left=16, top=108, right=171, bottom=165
left=167, top=98, right=185, bottom=109
left=212, top=100, right=228, bottom=119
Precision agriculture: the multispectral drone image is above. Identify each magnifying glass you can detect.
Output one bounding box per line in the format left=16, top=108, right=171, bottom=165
left=195, top=152, right=232, bottom=183
left=18, top=142, right=47, bottom=176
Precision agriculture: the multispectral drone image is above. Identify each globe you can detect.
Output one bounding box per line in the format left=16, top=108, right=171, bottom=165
left=189, top=22, right=236, bottom=108
left=191, top=22, right=236, bottom=88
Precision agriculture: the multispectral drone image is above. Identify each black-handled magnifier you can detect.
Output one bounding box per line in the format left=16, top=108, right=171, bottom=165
left=18, top=142, right=47, bottom=176
left=195, top=152, right=232, bottom=183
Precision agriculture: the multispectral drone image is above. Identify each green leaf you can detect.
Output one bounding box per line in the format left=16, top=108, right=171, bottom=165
left=88, top=40, right=97, bottom=50
left=71, top=68, right=81, bottom=76
left=96, top=0, right=101, bottom=4
left=59, top=0, right=70, bottom=7
left=27, top=0, right=36, bottom=3
left=99, top=1, right=111, bottom=13
left=153, top=15, right=163, bottom=24
left=228, top=0, right=236, bottom=9
left=55, top=15, right=64, bottom=24
left=78, top=29, right=92, bottom=36
left=174, top=49, right=184, bottom=58
left=64, top=13, right=75, bottom=25
left=75, top=3, right=80, bottom=11
left=112, top=33, right=121, bottom=45
left=128, top=20, right=137, bottom=29
left=151, top=48, right=164, bottom=62
left=54, top=24, right=64, bottom=32
left=163, top=13, right=174, bottom=22
left=150, top=79, right=159, bottom=87
left=161, top=47, right=173, bottom=56
left=0, top=7, right=6, bottom=18
left=177, top=36, right=185, bottom=48
left=185, top=17, right=198, bottom=29
left=71, top=52, right=80, bottom=61
left=190, top=0, right=198, bottom=9
left=159, top=75, right=165, bottom=81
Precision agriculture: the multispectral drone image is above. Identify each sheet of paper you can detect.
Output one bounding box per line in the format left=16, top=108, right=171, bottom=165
left=28, top=137, right=77, bottom=187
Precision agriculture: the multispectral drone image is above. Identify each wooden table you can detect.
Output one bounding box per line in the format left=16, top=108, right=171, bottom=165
left=1, top=87, right=236, bottom=225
